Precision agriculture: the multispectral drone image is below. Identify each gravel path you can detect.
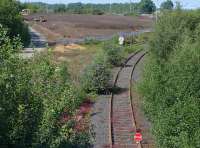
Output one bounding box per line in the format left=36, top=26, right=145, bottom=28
left=90, top=95, right=110, bottom=148
left=20, top=27, right=47, bottom=58
left=90, top=67, right=120, bottom=148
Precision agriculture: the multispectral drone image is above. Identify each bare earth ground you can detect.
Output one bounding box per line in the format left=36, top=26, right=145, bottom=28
left=51, top=43, right=104, bottom=81
left=24, top=14, right=153, bottom=78
left=25, top=14, right=153, bottom=41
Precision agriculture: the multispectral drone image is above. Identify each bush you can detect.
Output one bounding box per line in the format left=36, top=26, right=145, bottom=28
left=124, top=44, right=143, bottom=54
left=0, top=0, right=30, bottom=46
left=150, top=10, right=200, bottom=62
left=138, top=10, right=200, bottom=148
left=0, top=26, right=91, bottom=147
left=103, top=44, right=124, bottom=66
left=84, top=37, right=100, bottom=45
left=92, top=9, right=104, bottom=15
left=81, top=51, right=111, bottom=94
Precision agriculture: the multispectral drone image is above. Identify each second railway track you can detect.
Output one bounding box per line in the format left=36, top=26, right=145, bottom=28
left=108, top=50, right=152, bottom=148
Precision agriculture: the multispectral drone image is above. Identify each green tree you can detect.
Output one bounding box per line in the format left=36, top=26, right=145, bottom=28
left=161, top=0, right=174, bottom=10
left=0, top=0, right=30, bottom=46
left=67, top=3, right=84, bottom=14
left=138, top=0, right=156, bottom=14
left=54, top=4, right=67, bottom=13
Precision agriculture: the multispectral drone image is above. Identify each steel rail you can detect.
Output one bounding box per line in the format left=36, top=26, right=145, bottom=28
left=109, top=50, right=146, bottom=147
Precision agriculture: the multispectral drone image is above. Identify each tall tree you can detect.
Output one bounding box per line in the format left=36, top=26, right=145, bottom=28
left=138, top=0, right=156, bottom=14
left=160, top=0, right=174, bottom=10
left=0, top=0, right=30, bottom=46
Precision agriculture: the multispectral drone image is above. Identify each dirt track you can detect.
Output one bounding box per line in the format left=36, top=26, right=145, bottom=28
left=25, top=14, right=153, bottom=41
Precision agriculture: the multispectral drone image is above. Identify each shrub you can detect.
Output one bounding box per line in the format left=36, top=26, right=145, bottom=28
left=92, top=9, right=104, bottom=15
left=0, top=26, right=41, bottom=146
left=0, top=26, right=91, bottom=147
left=81, top=51, right=111, bottom=94
left=150, top=10, right=200, bottom=62
left=0, top=0, right=30, bottom=46
left=124, top=44, right=143, bottom=54
left=138, top=10, right=200, bottom=148
left=103, top=44, right=124, bottom=66
left=84, top=37, right=100, bottom=45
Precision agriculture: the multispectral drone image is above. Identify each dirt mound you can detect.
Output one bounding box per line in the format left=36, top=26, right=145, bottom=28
left=65, top=43, right=86, bottom=50
left=53, top=43, right=86, bottom=53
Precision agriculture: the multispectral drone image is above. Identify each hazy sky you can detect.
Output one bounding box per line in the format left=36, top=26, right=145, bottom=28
left=20, top=0, right=200, bottom=9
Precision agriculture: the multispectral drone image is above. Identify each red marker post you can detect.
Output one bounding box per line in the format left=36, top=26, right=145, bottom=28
left=134, top=130, right=143, bottom=144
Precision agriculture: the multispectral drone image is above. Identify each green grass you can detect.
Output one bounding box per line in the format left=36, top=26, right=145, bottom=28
left=124, top=44, right=144, bottom=53
left=53, top=32, right=150, bottom=84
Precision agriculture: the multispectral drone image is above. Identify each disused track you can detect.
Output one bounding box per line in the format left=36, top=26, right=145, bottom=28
left=108, top=50, right=153, bottom=148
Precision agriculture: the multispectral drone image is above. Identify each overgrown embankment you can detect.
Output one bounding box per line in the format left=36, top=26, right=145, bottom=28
left=138, top=10, right=200, bottom=147
left=0, top=26, right=92, bottom=147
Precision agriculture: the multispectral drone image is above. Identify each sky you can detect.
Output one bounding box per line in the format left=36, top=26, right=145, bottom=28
left=20, top=0, right=200, bottom=9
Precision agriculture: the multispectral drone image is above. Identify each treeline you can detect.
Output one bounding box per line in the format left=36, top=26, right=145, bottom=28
left=22, top=0, right=157, bottom=15
left=138, top=9, right=200, bottom=147
left=0, top=0, right=30, bottom=46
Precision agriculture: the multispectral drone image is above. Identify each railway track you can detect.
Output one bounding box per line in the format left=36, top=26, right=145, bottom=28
left=108, top=50, right=153, bottom=148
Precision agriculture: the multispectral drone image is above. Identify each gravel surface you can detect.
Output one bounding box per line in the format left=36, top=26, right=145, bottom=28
left=90, top=67, right=119, bottom=148
left=90, top=95, right=110, bottom=148
left=20, top=27, right=47, bottom=58
left=132, top=54, right=146, bottom=83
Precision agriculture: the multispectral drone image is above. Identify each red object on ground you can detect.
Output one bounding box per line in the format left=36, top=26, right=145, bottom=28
left=134, top=132, right=143, bottom=143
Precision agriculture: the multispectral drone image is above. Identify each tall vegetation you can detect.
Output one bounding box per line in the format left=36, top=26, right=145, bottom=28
left=81, top=51, right=111, bottom=94
left=81, top=35, right=145, bottom=94
left=0, top=0, right=30, bottom=46
left=138, top=10, right=200, bottom=147
left=138, top=0, right=156, bottom=14
left=0, top=26, right=91, bottom=147
left=160, top=0, right=174, bottom=10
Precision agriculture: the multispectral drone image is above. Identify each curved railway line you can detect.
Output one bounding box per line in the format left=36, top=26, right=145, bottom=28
left=108, top=50, right=154, bottom=148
